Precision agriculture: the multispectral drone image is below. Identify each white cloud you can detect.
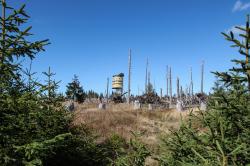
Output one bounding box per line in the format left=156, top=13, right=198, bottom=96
left=233, top=0, right=250, bottom=12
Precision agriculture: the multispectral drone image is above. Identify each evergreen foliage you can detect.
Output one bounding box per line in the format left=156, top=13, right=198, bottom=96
left=147, top=82, right=154, bottom=94
left=86, top=90, right=99, bottom=99
left=159, top=15, right=250, bottom=166
left=109, top=132, right=150, bottom=166
left=0, top=1, right=72, bottom=165
left=0, top=1, right=150, bottom=166
left=65, top=75, right=86, bottom=103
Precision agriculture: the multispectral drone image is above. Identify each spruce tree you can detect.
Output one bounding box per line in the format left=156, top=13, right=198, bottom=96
left=41, top=67, right=62, bottom=108
left=0, top=1, right=71, bottom=165
left=159, top=15, right=250, bottom=165
left=0, top=1, right=152, bottom=165
left=147, top=82, right=154, bottom=94
left=86, top=90, right=99, bottom=99
left=66, top=75, right=86, bottom=103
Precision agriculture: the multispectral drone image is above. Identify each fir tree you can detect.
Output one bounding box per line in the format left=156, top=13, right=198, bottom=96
left=0, top=1, right=70, bottom=165
left=86, top=90, right=99, bottom=99
left=66, top=75, right=86, bottom=103
left=0, top=1, right=152, bottom=165
left=147, top=82, right=154, bottom=94
left=159, top=15, right=250, bottom=165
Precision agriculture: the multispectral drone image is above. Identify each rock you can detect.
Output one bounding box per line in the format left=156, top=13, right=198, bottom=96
left=133, top=100, right=141, bottom=110
left=176, top=100, right=184, bottom=112
left=200, top=102, right=207, bottom=111
left=148, top=104, right=153, bottom=111
left=65, top=101, right=74, bottom=112
left=98, top=103, right=106, bottom=110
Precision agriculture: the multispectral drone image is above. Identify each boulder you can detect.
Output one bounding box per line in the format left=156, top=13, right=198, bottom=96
left=133, top=100, right=141, bottom=110
left=148, top=104, right=153, bottom=111
left=200, top=102, right=207, bottom=111
left=176, top=100, right=184, bottom=112
left=65, top=101, right=74, bottom=112
left=98, top=103, right=106, bottom=110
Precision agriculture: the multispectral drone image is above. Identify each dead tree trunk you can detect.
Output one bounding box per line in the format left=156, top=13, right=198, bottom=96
left=145, top=58, right=148, bottom=94
left=190, top=67, right=193, bottom=96
left=166, top=65, right=169, bottom=97
left=201, top=61, right=204, bottom=94
left=169, top=67, right=172, bottom=104
left=128, top=49, right=131, bottom=103
left=106, top=77, right=109, bottom=103
left=177, top=77, right=180, bottom=99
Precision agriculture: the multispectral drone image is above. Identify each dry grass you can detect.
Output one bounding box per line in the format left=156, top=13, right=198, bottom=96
left=74, top=110, right=138, bottom=141
left=73, top=102, right=99, bottom=110
left=73, top=104, right=199, bottom=166
left=73, top=103, right=197, bottom=143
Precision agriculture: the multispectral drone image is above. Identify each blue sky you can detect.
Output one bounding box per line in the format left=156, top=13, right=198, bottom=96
left=9, top=0, right=250, bottom=95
